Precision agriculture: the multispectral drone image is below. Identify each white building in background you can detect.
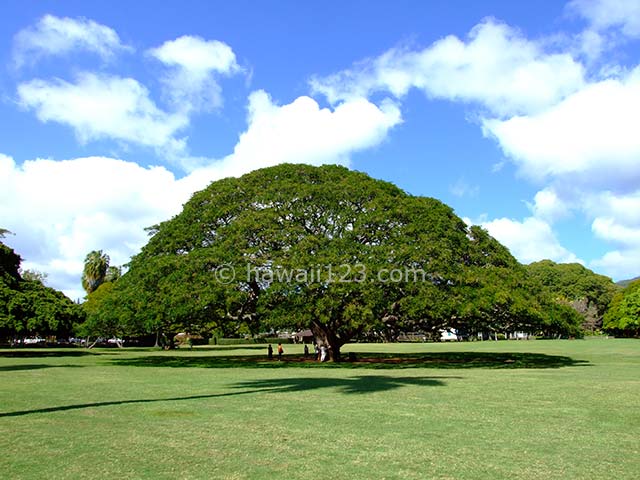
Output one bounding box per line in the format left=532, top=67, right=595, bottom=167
left=439, top=329, right=458, bottom=341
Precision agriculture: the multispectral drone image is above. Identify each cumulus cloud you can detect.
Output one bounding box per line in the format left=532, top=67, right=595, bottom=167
left=148, top=35, right=241, bottom=113
left=483, top=67, right=640, bottom=187
left=480, top=216, right=582, bottom=265
left=569, top=0, right=640, bottom=37
left=17, top=72, right=188, bottom=157
left=311, top=18, right=585, bottom=116
left=13, top=14, right=131, bottom=68
left=185, top=90, right=402, bottom=179
left=0, top=154, right=197, bottom=300
left=14, top=29, right=244, bottom=163
left=528, top=188, right=571, bottom=223
left=591, top=248, right=640, bottom=280
left=584, top=190, right=640, bottom=226
left=1, top=88, right=401, bottom=297
left=592, top=217, right=640, bottom=245
left=481, top=187, right=640, bottom=280
left=582, top=190, right=640, bottom=280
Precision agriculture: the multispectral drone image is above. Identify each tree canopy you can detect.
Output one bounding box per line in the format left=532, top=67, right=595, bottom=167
left=1, top=242, right=81, bottom=341
left=603, top=280, right=640, bottom=337
left=526, top=260, right=618, bottom=332
left=96, top=164, right=577, bottom=358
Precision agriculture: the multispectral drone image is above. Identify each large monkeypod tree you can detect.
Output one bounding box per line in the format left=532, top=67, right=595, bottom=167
left=113, top=164, right=536, bottom=360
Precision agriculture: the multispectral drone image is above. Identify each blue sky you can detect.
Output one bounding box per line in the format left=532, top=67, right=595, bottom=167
left=1, top=0, right=639, bottom=299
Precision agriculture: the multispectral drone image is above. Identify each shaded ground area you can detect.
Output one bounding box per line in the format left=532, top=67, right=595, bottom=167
left=0, top=363, right=85, bottom=372
left=232, top=374, right=455, bottom=394
left=0, top=375, right=454, bottom=417
left=110, top=351, right=589, bottom=369
left=0, top=350, right=94, bottom=358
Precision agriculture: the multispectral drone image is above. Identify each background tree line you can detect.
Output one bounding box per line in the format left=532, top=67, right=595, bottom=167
left=1, top=232, right=82, bottom=342
left=1, top=165, right=637, bottom=350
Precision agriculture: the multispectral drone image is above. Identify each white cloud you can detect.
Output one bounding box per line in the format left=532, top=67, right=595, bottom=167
left=583, top=190, right=640, bottom=226
left=0, top=154, right=196, bottom=299
left=583, top=189, right=640, bottom=280
left=574, top=29, right=607, bottom=61
left=13, top=14, right=131, bottom=68
left=148, top=35, right=241, bottom=113
left=186, top=90, right=402, bottom=179
left=311, top=18, right=585, bottom=116
left=592, top=217, right=640, bottom=245
left=528, top=188, right=571, bottom=223
left=149, top=35, right=238, bottom=74
left=480, top=216, right=582, bottom=265
left=569, top=0, right=640, bottom=37
left=483, top=67, right=640, bottom=186
left=17, top=72, right=188, bottom=156
left=591, top=249, right=640, bottom=281
left=1, top=89, right=401, bottom=297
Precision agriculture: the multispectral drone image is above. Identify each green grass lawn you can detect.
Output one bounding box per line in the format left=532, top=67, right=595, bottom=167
left=1, top=339, right=638, bottom=479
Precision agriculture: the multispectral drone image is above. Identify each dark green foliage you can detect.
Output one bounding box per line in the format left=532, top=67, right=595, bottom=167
left=211, top=337, right=294, bottom=346
left=1, top=243, right=24, bottom=338
left=0, top=242, right=21, bottom=285
left=0, top=242, right=82, bottom=340
left=603, top=280, right=640, bottom=336
left=526, top=260, right=618, bottom=332
left=101, top=164, right=566, bottom=358
left=79, top=282, right=123, bottom=339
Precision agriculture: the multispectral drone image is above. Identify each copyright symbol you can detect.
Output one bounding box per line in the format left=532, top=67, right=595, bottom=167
left=214, top=264, right=236, bottom=284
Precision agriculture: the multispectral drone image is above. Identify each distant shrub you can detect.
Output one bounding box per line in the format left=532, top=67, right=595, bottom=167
left=210, top=337, right=293, bottom=345
left=211, top=338, right=251, bottom=345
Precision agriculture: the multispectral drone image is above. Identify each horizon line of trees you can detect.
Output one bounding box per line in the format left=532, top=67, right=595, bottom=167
left=1, top=164, right=638, bottom=351
left=1, top=246, right=635, bottom=346
left=60, top=165, right=637, bottom=357
left=1, top=232, right=82, bottom=341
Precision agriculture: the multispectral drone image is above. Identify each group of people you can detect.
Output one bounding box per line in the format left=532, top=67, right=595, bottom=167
left=267, top=342, right=328, bottom=362
left=312, top=343, right=329, bottom=362
left=267, top=343, right=285, bottom=360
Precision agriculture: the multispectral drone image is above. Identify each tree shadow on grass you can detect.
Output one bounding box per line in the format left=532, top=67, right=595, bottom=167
left=110, top=351, right=589, bottom=370
left=0, top=364, right=85, bottom=372
left=0, top=374, right=452, bottom=418
left=0, top=350, right=94, bottom=358
left=232, top=375, right=455, bottom=395
left=206, top=345, right=271, bottom=351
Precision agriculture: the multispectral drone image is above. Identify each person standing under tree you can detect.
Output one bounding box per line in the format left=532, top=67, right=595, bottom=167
left=268, top=344, right=273, bottom=360
left=277, top=343, right=284, bottom=361
left=303, top=344, right=309, bottom=358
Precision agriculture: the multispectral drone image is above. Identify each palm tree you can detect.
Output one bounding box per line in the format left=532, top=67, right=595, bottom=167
left=82, top=250, right=110, bottom=294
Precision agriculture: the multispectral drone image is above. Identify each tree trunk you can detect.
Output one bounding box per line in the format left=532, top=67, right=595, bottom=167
left=310, top=321, right=343, bottom=362
left=328, top=340, right=342, bottom=362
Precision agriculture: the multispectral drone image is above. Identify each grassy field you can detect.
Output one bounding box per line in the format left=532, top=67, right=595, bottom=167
left=1, top=339, right=638, bottom=479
